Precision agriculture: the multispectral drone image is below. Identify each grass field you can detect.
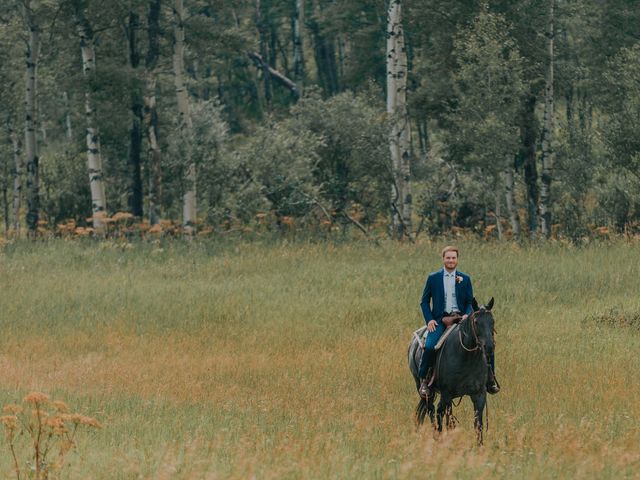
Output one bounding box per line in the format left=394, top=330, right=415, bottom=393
left=0, top=238, right=639, bottom=479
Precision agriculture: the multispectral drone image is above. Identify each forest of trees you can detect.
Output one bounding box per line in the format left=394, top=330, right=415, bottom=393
left=2, top=0, right=640, bottom=241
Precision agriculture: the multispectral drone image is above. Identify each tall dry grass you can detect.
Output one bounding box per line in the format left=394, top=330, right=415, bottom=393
left=0, top=238, right=639, bottom=478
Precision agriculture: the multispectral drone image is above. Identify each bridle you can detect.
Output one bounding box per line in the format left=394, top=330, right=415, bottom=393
left=458, top=309, right=492, bottom=353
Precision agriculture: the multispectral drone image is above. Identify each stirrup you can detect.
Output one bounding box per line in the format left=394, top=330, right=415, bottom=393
left=487, top=373, right=500, bottom=395
left=419, top=378, right=429, bottom=399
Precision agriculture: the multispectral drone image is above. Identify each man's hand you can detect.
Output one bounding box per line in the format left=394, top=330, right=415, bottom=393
left=462, top=314, right=468, bottom=321
left=427, top=320, right=437, bottom=332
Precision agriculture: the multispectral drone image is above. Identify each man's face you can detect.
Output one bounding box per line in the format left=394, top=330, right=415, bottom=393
left=443, top=251, right=458, bottom=271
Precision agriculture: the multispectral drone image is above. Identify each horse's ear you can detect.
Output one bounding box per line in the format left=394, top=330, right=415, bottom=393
left=487, top=297, right=494, bottom=310
left=472, top=298, right=479, bottom=311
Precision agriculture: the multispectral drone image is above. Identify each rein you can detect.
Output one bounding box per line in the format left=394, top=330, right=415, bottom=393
left=458, top=311, right=483, bottom=352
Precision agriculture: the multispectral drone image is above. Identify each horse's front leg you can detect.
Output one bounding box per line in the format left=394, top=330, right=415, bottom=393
left=427, top=394, right=435, bottom=427
left=471, top=392, right=486, bottom=445
left=436, top=395, right=451, bottom=432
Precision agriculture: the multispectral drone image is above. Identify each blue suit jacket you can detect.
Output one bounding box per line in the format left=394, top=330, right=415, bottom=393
left=420, top=269, right=474, bottom=325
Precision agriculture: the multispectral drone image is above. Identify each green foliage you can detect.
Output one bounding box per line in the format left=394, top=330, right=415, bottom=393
left=225, top=114, right=323, bottom=222
left=600, top=45, right=640, bottom=181
left=40, top=143, right=92, bottom=224
left=446, top=8, right=525, bottom=173
left=292, top=89, right=389, bottom=221
left=593, top=171, right=640, bottom=231
left=2, top=0, right=640, bottom=238
left=163, top=99, right=229, bottom=221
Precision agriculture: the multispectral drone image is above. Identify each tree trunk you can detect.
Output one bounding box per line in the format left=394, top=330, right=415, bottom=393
left=337, top=35, right=346, bottom=82
left=539, top=0, right=555, bottom=238
left=256, top=0, right=272, bottom=108
left=24, top=1, right=40, bottom=238
left=74, top=1, right=107, bottom=233
left=520, top=93, right=539, bottom=237
left=173, top=0, right=196, bottom=235
left=268, top=24, right=278, bottom=70
left=62, top=91, right=73, bottom=139
left=417, top=117, right=429, bottom=157
left=2, top=138, right=8, bottom=235
left=309, top=0, right=339, bottom=96
left=387, top=0, right=412, bottom=240
left=144, top=75, right=162, bottom=225
left=145, top=0, right=162, bottom=225
left=127, top=11, right=144, bottom=218
left=128, top=109, right=144, bottom=218
left=495, top=193, right=503, bottom=240
left=10, top=128, right=23, bottom=236
left=292, top=0, right=305, bottom=88
left=504, top=166, right=520, bottom=237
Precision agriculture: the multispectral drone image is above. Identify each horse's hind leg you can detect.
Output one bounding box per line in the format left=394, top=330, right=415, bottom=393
left=471, top=393, right=487, bottom=445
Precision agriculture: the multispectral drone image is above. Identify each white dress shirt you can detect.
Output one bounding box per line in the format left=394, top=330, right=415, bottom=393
left=443, top=269, right=460, bottom=313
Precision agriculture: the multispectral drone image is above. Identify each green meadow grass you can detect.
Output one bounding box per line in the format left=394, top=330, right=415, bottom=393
left=0, top=238, right=639, bottom=478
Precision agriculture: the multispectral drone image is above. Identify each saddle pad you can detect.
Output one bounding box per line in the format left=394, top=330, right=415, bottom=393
left=435, top=324, right=459, bottom=350
left=412, top=326, right=427, bottom=348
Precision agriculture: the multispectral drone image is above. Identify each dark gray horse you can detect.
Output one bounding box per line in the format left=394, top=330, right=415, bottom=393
left=408, top=298, right=495, bottom=444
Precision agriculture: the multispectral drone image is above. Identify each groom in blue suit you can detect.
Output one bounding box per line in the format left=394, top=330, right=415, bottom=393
left=418, top=246, right=499, bottom=398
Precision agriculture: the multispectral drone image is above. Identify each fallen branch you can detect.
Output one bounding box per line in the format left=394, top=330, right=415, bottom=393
left=341, top=211, right=368, bottom=237
left=248, top=52, right=300, bottom=97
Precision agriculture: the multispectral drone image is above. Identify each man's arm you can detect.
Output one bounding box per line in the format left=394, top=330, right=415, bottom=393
left=420, top=275, right=434, bottom=324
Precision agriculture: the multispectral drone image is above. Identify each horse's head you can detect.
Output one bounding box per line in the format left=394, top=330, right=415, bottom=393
left=471, top=297, right=495, bottom=354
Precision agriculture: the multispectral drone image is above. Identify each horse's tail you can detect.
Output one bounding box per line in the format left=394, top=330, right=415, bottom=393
left=408, top=326, right=427, bottom=390
left=414, top=397, right=428, bottom=429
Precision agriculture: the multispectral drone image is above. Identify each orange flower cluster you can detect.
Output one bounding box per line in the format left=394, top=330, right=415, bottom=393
left=0, top=391, right=101, bottom=480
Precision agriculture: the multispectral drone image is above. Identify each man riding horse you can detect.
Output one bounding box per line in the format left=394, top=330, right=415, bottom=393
left=418, top=245, right=500, bottom=399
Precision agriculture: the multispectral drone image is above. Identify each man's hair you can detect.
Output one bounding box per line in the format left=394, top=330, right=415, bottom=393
left=441, top=245, right=459, bottom=257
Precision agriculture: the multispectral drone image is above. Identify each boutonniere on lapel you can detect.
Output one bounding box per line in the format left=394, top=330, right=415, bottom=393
left=456, top=275, right=463, bottom=284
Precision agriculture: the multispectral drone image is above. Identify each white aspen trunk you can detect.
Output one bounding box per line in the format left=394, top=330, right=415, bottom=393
left=24, top=2, right=39, bottom=238
left=62, top=91, right=72, bottom=139
left=539, top=0, right=555, bottom=238
left=173, top=0, right=196, bottom=235
left=504, top=167, right=520, bottom=237
left=292, top=0, right=305, bottom=87
left=144, top=74, right=163, bottom=225
left=74, top=4, right=107, bottom=233
left=386, top=0, right=412, bottom=240
left=495, top=194, right=503, bottom=240
left=145, top=0, right=162, bottom=225
left=10, top=129, right=23, bottom=236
